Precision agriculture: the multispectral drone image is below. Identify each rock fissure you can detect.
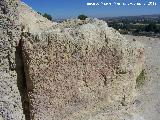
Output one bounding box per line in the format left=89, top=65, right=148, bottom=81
left=16, top=35, right=30, bottom=120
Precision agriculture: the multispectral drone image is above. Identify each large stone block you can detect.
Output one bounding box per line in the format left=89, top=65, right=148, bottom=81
left=0, top=0, right=25, bottom=119
left=22, top=19, right=144, bottom=120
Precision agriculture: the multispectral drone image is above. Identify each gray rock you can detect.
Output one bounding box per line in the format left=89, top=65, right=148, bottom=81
left=0, top=0, right=25, bottom=119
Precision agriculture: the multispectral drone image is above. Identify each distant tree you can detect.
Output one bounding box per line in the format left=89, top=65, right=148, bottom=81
left=144, top=23, right=157, bottom=32
left=134, top=29, right=140, bottom=34
left=78, top=14, right=88, bottom=20
left=43, top=13, right=52, bottom=21
left=134, top=25, right=145, bottom=33
left=155, top=26, right=160, bottom=33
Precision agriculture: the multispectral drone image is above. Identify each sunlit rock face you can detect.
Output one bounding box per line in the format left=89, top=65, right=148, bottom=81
left=0, top=0, right=144, bottom=119
left=22, top=18, right=144, bottom=120
left=0, top=0, right=25, bottom=119
left=19, top=2, right=57, bottom=34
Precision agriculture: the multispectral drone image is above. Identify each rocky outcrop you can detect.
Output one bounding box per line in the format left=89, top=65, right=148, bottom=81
left=0, top=0, right=25, bottom=119
left=19, top=2, right=57, bottom=34
left=0, top=0, right=144, bottom=120
left=22, top=18, right=144, bottom=119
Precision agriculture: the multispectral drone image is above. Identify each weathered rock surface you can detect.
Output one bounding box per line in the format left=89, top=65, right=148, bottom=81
left=22, top=18, right=144, bottom=119
left=0, top=0, right=145, bottom=120
left=0, top=0, right=25, bottom=119
left=125, top=35, right=160, bottom=120
left=19, top=2, right=57, bottom=34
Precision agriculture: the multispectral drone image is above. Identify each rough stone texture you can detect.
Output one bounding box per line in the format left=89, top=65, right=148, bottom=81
left=0, top=0, right=25, bottom=119
left=19, top=2, right=57, bottom=34
left=125, top=35, right=160, bottom=120
left=0, top=1, right=145, bottom=119
left=22, top=18, right=144, bottom=120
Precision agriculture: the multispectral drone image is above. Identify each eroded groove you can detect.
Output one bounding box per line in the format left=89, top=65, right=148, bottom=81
left=16, top=39, right=30, bottom=120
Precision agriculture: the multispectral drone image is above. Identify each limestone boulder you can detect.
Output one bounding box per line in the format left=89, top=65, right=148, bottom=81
left=22, top=19, right=144, bottom=120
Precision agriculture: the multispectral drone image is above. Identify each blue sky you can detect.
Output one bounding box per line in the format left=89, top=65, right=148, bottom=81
left=22, top=0, right=160, bottom=19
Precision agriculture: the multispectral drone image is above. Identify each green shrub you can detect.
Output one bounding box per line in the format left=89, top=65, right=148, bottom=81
left=136, top=69, right=146, bottom=88
left=43, top=13, right=52, bottom=21
left=78, top=14, right=88, bottom=20
left=37, top=12, right=53, bottom=21
left=37, top=12, right=42, bottom=15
